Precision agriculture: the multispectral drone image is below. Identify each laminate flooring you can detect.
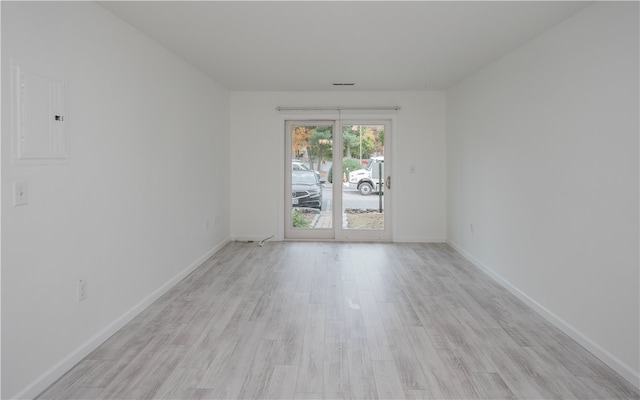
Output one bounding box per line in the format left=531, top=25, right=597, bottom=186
left=38, top=242, right=639, bottom=399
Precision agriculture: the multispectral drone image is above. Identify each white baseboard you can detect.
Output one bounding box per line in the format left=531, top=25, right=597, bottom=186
left=394, top=236, right=446, bottom=243
left=232, top=235, right=278, bottom=243
left=234, top=236, right=448, bottom=244
left=13, top=238, right=231, bottom=400
left=447, top=239, right=640, bottom=390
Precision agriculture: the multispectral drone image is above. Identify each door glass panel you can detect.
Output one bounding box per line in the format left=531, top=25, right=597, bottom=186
left=341, top=124, right=385, bottom=230
left=290, top=124, right=333, bottom=230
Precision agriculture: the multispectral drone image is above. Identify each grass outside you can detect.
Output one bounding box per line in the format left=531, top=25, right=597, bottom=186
left=292, top=209, right=317, bottom=228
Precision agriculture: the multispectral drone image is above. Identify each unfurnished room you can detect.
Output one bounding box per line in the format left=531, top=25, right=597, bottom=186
left=1, top=1, right=639, bottom=399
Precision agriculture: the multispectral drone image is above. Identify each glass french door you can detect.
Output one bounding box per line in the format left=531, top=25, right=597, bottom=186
left=284, top=120, right=391, bottom=241
left=285, top=121, right=335, bottom=240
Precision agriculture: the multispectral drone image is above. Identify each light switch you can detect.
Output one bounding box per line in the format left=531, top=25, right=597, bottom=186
left=13, top=182, right=28, bottom=206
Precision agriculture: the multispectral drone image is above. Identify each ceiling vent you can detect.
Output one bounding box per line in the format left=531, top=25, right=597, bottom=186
left=332, top=83, right=355, bottom=86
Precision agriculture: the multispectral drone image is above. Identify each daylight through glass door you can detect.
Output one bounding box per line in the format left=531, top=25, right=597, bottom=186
left=285, top=119, right=390, bottom=241
left=340, top=124, right=385, bottom=232
left=288, top=123, right=334, bottom=236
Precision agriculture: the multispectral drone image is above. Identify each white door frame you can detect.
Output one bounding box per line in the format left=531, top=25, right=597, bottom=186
left=335, top=119, right=392, bottom=241
left=284, top=119, right=337, bottom=240
left=278, top=113, right=396, bottom=242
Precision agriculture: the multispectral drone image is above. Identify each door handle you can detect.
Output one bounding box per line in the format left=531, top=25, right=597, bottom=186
left=386, top=176, right=391, bottom=189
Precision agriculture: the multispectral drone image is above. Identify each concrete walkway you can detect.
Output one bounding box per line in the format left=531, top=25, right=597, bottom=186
left=314, top=211, right=333, bottom=228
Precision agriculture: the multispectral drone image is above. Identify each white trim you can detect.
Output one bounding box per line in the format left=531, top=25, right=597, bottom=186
left=12, top=238, right=231, bottom=400
left=335, top=119, right=392, bottom=242
left=231, top=235, right=278, bottom=243
left=276, top=106, right=400, bottom=112
left=394, top=236, right=446, bottom=243
left=280, top=114, right=397, bottom=242
left=447, top=239, right=640, bottom=390
left=278, top=113, right=340, bottom=241
left=284, top=119, right=336, bottom=241
left=1, top=6, right=4, bottom=397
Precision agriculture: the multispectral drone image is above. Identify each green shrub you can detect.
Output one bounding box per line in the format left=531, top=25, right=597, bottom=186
left=328, top=158, right=363, bottom=183
left=292, top=210, right=310, bottom=228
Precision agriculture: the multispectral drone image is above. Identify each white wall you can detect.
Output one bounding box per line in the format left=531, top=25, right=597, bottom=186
left=1, top=2, right=231, bottom=398
left=230, top=91, right=446, bottom=242
left=447, top=2, right=639, bottom=386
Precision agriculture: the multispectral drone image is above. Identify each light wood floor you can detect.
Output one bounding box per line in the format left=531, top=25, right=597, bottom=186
left=38, top=242, right=639, bottom=399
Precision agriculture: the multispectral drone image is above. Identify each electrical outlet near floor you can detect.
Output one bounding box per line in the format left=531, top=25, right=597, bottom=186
left=77, top=280, right=87, bottom=302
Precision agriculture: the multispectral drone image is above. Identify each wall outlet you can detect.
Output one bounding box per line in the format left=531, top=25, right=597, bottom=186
left=13, top=182, right=28, bottom=206
left=77, top=280, right=87, bottom=302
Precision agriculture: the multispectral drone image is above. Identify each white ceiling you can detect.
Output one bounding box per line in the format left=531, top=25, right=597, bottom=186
left=99, top=1, right=591, bottom=91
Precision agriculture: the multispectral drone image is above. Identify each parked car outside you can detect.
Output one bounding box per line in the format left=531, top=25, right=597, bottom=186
left=292, top=170, right=323, bottom=209
left=292, top=160, right=321, bottom=181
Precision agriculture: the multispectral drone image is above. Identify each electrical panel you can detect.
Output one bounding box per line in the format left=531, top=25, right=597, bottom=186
left=13, top=64, right=68, bottom=163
